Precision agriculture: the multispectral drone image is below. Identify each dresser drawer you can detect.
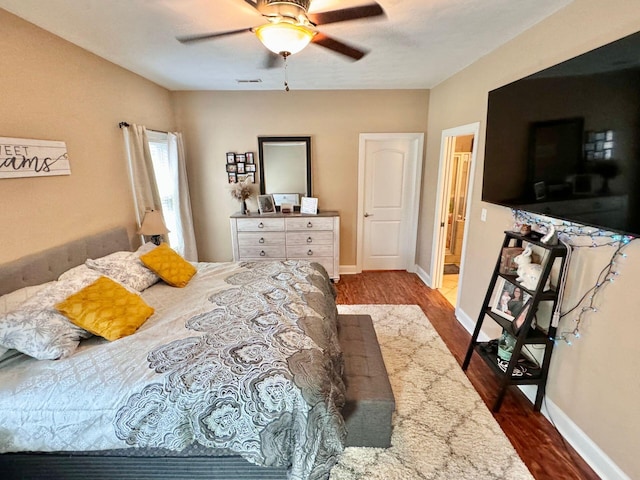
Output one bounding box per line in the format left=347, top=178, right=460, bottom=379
left=286, top=231, right=334, bottom=246
left=238, top=232, right=286, bottom=247
left=285, top=217, right=334, bottom=231
left=287, top=244, right=333, bottom=258
left=236, top=217, right=285, bottom=232
left=239, top=245, right=286, bottom=258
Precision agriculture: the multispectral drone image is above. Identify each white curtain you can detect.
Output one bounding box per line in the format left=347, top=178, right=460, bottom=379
left=122, top=124, right=164, bottom=231
left=168, top=132, right=198, bottom=261
left=122, top=124, right=198, bottom=261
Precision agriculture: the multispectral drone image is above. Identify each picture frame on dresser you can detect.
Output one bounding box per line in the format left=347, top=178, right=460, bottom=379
left=273, top=193, right=300, bottom=206
left=258, top=194, right=276, bottom=214
left=300, top=197, right=318, bottom=215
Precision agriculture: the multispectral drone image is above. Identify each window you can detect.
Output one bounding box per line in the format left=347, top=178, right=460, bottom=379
left=146, top=131, right=180, bottom=251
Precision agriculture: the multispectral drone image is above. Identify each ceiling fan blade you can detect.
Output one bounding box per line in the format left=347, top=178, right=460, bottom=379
left=176, top=27, right=253, bottom=44
left=308, top=3, right=385, bottom=26
left=263, top=51, right=281, bottom=69
left=312, top=33, right=368, bottom=61
left=243, top=0, right=259, bottom=10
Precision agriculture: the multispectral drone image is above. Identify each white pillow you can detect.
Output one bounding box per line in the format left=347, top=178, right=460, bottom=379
left=0, top=271, right=102, bottom=360
left=85, top=245, right=159, bottom=292
left=0, top=282, right=54, bottom=315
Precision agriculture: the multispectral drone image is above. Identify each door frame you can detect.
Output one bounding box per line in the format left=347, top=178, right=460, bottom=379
left=356, top=133, right=424, bottom=273
left=430, top=123, right=480, bottom=292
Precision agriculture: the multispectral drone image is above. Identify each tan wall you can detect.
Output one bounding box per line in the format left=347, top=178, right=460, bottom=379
left=419, top=1, right=640, bottom=477
left=0, top=10, right=174, bottom=262
left=172, top=90, right=429, bottom=264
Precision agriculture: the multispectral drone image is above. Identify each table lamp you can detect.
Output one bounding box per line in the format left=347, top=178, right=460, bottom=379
left=138, top=209, right=169, bottom=245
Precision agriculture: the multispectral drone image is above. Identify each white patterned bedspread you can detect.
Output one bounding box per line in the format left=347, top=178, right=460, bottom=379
left=0, top=260, right=346, bottom=480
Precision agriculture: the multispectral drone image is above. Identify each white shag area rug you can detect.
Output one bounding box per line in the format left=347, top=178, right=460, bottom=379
left=330, top=304, right=534, bottom=480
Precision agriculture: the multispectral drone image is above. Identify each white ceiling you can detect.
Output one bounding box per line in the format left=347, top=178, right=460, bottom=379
left=0, top=0, right=573, bottom=91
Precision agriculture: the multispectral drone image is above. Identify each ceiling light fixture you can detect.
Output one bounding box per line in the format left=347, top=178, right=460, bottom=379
left=254, top=21, right=315, bottom=56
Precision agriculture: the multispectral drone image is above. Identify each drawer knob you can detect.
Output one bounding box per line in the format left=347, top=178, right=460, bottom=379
left=260, top=250, right=266, bottom=257
left=259, top=237, right=265, bottom=244
left=307, top=249, right=313, bottom=256
left=307, top=222, right=313, bottom=228
left=258, top=222, right=264, bottom=229
left=307, top=237, right=313, bottom=243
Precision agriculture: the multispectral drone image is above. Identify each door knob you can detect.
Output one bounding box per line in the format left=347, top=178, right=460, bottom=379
left=364, top=213, right=374, bottom=217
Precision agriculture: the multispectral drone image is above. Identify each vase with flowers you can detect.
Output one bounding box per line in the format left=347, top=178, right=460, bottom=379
left=229, top=176, right=254, bottom=214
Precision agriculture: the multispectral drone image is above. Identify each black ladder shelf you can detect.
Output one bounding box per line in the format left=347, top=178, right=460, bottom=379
left=462, top=230, right=567, bottom=412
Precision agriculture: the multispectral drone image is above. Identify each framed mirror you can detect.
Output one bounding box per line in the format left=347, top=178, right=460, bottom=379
left=258, top=136, right=311, bottom=206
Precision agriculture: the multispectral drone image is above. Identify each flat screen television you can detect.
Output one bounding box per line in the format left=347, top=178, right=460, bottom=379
left=483, top=30, right=640, bottom=236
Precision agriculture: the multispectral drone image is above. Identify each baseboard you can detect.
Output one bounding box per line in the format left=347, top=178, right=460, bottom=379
left=516, top=387, right=630, bottom=480
left=414, top=264, right=432, bottom=288
left=339, top=265, right=358, bottom=275
left=455, top=307, right=491, bottom=342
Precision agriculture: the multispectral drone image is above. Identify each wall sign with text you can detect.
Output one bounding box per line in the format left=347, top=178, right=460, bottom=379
left=0, top=137, right=70, bottom=179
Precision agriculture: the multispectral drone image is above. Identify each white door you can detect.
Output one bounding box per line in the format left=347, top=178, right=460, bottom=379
left=357, top=134, right=424, bottom=271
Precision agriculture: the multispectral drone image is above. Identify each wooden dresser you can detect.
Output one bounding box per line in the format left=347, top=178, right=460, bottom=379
left=230, top=211, right=340, bottom=281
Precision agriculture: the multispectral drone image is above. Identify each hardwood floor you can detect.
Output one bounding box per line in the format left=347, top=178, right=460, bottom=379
left=335, top=271, right=599, bottom=480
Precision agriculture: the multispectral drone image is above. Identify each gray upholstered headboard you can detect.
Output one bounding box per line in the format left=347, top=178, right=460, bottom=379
left=0, top=227, right=131, bottom=296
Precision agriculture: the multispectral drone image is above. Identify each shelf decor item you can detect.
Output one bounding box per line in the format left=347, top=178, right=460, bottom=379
left=489, top=278, right=530, bottom=321
left=499, top=247, right=524, bottom=275
left=497, top=329, right=516, bottom=361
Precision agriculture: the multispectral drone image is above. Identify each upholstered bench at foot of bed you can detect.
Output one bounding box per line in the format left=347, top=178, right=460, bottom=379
left=337, top=314, right=395, bottom=448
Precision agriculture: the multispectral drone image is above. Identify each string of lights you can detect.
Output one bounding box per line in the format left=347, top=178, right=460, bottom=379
left=512, top=209, right=635, bottom=345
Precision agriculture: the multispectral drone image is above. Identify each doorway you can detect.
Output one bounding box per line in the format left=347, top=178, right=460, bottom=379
left=357, top=133, right=424, bottom=272
left=431, top=123, right=479, bottom=308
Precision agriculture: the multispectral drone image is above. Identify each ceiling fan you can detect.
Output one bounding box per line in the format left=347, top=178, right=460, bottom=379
left=176, top=0, right=385, bottom=64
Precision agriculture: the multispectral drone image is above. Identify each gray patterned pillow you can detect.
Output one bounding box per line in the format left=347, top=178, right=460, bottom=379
left=0, top=270, right=102, bottom=360
left=0, top=282, right=54, bottom=362
left=85, top=245, right=159, bottom=292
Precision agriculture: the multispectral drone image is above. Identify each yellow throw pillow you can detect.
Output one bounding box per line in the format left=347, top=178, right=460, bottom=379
left=55, top=276, right=154, bottom=341
left=139, top=243, right=196, bottom=288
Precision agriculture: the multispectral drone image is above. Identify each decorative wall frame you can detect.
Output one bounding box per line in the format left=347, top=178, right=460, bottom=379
left=0, top=137, right=70, bottom=179
left=225, top=151, right=255, bottom=184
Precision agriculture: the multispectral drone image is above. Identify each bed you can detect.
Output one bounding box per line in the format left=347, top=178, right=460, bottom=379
left=0, top=227, right=346, bottom=480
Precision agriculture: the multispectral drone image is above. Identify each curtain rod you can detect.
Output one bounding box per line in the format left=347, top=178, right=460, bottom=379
left=118, top=121, right=168, bottom=134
